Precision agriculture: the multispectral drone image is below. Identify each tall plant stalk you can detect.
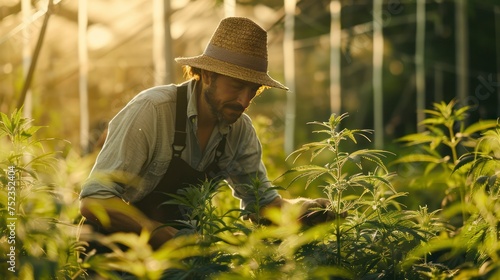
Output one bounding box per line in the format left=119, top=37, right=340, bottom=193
left=282, top=113, right=395, bottom=267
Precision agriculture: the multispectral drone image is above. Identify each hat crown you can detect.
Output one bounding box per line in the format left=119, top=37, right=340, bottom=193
left=208, top=17, right=268, bottom=60
left=203, top=17, right=268, bottom=72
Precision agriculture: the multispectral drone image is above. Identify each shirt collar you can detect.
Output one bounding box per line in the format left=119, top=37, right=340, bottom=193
left=186, top=79, right=198, bottom=120
left=186, top=79, right=231, bottom=135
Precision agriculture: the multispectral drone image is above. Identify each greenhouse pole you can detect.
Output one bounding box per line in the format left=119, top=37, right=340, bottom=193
left=224, top=0, right=236, bottom=17
left=21, top=0, right=32, bottom=118
left=373, top=0, right=384, bottom=149
left=416, top=0, right=426, bottom=131
left=330, top=0, right=341, bottom=117
left=434, top=63, right=443, bottom=103
left=78, top=0, right=89, bottom=154
left=455, top=0, right=468, bottom=107
left=284, top=0, right=296, bottom=155
left=153, top=0, right=173, bottom=85
left=164, top=0, right=173, bottom=84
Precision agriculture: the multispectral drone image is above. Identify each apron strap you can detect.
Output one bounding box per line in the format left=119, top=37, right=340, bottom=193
left=172, top=85, right=188, bottom=158
left=171, top=84, right=227, bottom=174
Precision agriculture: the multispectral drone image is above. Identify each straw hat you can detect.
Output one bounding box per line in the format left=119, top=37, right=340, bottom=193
left=175, top=17, right=288, bottom=90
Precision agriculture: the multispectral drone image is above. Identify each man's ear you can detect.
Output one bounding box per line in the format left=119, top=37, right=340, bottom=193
left=200, top=70, right=212, bottom=86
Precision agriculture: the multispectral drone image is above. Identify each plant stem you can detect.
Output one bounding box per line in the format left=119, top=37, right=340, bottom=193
left=447, top=124, right=459, bottom=164
left=336, top=187, right=342, bottom=266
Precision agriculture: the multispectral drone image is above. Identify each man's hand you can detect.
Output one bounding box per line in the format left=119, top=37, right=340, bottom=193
left=296, top=198, right=339, bottom=226
left=248, top=197, right=345, bottom=227
left=80, top=197, right=178, bottom=250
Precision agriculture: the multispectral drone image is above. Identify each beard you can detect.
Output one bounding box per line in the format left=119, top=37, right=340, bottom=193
left=204, top=84, right=245, bottom=126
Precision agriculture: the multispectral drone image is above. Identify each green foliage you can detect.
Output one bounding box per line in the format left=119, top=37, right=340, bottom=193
left=444, top=120, right=500, bottom=279
left=3, top=100, right=500, bottom=280
left=396, top=102, right=500, bottom=279
left=81, top=230, right=204, bottom=280
left=454, top=121, right=500, bottom=193
left=277, top=113, right=433, bottom=279
left=160, top=180, right=241, bottom=237
left=252, top=115, right=287, bottom=180
left=391, top=100, right=498, bottom=220
left=0, top=109, right=88, bottom=279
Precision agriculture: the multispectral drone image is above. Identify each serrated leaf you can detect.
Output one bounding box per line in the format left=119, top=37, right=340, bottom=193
left=347, top=154, right=362, bottom=169
left=21, top=125, right=45, bottom=138
left=1, top=111, right=12, bottom=133
left=288, top=169, right=329, bottom=188
left=420, top=118, right=445, bottom=126
left=305, top=170, right=330, bottom=189
left=391, top=154, right=442, bottom=165
left=311, top=145, right=329, bottom=161
left=361, top=154, right=389, bottom=173
left=422, top=108, right=443, bottom=117
left=454, top=106, right=470, bottom=116
left=427, top=126, right=446, bottom=137
left=463, top=120, right=498, bottom=135
left=452, top=154, right=476, bottom=173
left=396, top=133, right=435, bottom=145
left=476, top=176, right=488, bottom=185
left=430, top=138, right=443, bottom=150
left=312, top=128, right=333, bottom=134
left=290, top=164, right=329, bottom=172
left=488, top=174, right=497, bottom=187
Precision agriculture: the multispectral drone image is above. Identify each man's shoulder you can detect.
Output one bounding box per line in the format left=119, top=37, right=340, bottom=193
left=238, top=113, right=253, bottom=125
left=131, top=84, right=178, bottom=106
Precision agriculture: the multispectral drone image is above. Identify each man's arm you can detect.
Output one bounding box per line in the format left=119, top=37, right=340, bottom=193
left=80, top=196, right=178, bottom=250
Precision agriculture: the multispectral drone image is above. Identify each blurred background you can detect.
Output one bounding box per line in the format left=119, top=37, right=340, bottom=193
left=0, top=0, right=499, bottom=158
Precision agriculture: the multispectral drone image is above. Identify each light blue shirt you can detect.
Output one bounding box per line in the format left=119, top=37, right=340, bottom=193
left=79, top=80, right=280, bottom=212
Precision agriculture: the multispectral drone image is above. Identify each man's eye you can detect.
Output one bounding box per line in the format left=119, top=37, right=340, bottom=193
left=231, top=83, right=244, bottom=90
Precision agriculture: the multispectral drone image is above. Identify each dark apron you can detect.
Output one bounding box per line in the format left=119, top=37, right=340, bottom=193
left=132, top=145, right=226, bottom=224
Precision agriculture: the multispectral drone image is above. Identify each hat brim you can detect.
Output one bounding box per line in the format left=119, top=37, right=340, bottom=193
left=175, top=55, right=288, bottom=91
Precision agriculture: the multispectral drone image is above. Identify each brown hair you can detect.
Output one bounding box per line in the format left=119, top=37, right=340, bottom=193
left=182, top=65, right=202, bottom=80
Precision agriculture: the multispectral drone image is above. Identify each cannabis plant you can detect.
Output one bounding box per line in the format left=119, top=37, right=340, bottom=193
left=0, top=109, right=85, bottom=279
left=454, top=120, right=500, bottom=196
left=395, top=102, right=499, bottom=279
left=278, top=113, right=432, bottom=279
left=392, top=100, right=497, bottom=223
left=80, top=180, right=247, bottom=280
left=450, top=120, right=500, bottom=279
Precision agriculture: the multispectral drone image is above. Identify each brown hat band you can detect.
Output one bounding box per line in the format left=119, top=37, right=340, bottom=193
left=204, top=44, right=268, bottom=73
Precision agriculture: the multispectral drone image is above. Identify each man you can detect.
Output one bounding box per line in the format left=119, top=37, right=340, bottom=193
left=79, top=17, right=332, bottom=250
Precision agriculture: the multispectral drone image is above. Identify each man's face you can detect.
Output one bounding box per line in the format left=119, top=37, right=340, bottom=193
left=204, top=74, right=261, bottom=125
